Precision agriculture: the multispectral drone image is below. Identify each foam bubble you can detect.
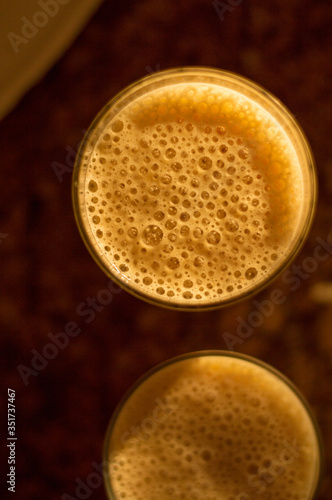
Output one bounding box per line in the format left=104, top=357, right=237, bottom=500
left=143, top=225, right=163, bottom=246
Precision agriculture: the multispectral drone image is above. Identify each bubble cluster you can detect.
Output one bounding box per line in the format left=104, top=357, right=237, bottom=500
left=83, top=82, right=302, bottom=305
left=108, top=356, right=319, bottom=500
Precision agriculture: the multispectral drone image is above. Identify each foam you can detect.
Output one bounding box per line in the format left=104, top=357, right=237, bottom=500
left=107, top=355, right=319, bottom=500
left=83, top=83, right=303, bottom=305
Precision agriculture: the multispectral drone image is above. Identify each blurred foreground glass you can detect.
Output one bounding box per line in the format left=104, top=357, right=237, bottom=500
left=72, top=68, right=316, bottom=310
left=103, top=351, right=322, bottom=500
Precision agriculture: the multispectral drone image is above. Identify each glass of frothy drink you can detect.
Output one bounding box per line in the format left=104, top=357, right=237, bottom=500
left=103, top=351, right=322, bottom=500
left=72, top=68, right=316, bottom=310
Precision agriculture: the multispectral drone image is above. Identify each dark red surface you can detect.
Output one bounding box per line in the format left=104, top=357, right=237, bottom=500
left=1, top=1, right=332, bottom=499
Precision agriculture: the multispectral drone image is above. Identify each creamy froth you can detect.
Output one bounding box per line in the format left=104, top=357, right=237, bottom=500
left=81, top=81, right=303, bottom=306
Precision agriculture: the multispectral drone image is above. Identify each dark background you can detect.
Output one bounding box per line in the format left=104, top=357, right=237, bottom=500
left=1, top=0, right=332, bottom=499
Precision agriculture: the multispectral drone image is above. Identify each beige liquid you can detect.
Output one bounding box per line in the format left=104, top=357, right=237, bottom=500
left=105, top=354, right=320, bottom=500
left=82, top=81, right=304, bottom=306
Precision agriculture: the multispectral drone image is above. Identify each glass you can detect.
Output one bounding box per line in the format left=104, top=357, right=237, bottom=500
left=72, top=67, right=317, bottom=311
left=103, top=350, right=323, bottom=500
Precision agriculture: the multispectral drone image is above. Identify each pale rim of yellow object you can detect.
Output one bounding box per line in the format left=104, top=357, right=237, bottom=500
left=72, top=67, right=317, bottom=311
left=103, top=350, right=323, bottom=500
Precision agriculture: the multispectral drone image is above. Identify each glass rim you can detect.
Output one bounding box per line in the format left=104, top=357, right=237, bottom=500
left=103, top=349, right=323, bottom=500
left=72, top=66, right=317, bottom=311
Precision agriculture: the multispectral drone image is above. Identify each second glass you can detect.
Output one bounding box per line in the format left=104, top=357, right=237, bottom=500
left=103, top=351, right=322, bottom=500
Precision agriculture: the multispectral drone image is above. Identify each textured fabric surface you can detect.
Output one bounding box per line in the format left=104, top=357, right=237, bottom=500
left=1, top=1, right=331, bottom=499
